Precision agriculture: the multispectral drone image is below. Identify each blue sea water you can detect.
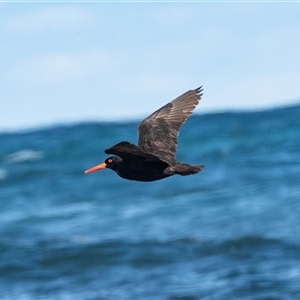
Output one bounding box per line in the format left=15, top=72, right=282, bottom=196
left=1, top=105, right=300, bottom=299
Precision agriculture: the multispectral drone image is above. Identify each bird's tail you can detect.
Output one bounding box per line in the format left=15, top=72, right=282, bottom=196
left=171, top=163, right=205, bottom=176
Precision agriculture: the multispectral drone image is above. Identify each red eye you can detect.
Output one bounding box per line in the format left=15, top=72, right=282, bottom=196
left=107, top=158, right=113, bottom=164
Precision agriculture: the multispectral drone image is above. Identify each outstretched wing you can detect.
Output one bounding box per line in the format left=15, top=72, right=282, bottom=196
left=138, top=87, right=203, bottom=163
left=105, top=141, right=165, bottom=163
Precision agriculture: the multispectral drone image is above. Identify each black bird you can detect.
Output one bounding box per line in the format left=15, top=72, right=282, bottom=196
left=85, top=87, right=205, bottom=181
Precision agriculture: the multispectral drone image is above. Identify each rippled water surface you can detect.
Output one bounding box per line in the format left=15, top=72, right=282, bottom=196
left=1, top=105, right=300, bottom=299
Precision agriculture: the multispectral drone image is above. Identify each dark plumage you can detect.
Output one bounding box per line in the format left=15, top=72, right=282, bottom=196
left=85, top=87, right=205, bottom=181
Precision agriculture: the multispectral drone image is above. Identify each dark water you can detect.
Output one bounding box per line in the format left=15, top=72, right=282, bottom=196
left=1, top=105, right=300, bottom=299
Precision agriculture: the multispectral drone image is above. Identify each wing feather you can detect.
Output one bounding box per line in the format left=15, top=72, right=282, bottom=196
left=105, top=141, right=164, bottom=162
left=138, top=87, right=203, bottom=163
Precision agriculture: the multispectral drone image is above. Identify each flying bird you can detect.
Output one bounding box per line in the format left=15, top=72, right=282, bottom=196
left=85, top=87, right=205, bottom=181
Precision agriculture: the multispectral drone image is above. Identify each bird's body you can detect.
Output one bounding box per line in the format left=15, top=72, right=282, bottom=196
left=102, top=151, right=170, bottom=181
left=85, top=87, right=205, bottom=182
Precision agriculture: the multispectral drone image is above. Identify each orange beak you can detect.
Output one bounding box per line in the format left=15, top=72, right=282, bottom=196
left=85, top=162, right=107, bottom=174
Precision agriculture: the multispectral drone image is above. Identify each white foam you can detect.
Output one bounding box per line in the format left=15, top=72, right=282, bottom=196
left=70, top=235, right=92, bottom=244
left=0, top=169, right=7, bottom=180
left=5, top=149, right=43, bottom=164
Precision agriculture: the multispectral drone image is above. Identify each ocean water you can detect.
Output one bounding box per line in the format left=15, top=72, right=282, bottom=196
left=1, top=105, right=300, bottom=299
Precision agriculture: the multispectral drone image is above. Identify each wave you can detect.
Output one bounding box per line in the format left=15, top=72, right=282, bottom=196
left=0, top=168, right=7, bottom=180
left=4, top=149, right=43, bottom=164
left=1, top=234, right=299, bottom=300
left=2, top=234, right=299, bottom=266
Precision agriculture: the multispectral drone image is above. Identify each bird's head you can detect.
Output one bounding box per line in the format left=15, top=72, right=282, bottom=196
left=85, top=156, right=122, bottom=174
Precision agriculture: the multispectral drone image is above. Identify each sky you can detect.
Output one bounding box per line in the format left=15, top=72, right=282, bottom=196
left=1, top=2, right=300, bottom=131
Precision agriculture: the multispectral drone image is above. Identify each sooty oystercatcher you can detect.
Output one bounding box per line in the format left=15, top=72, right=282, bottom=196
left=85, top=87, right=205, bottom=181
